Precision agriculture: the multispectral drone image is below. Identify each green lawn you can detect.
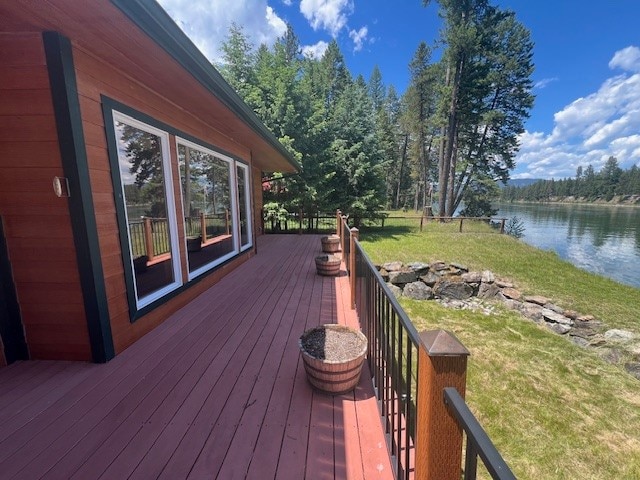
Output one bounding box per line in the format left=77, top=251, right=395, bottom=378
left=359, top=218, right=640, bottom=479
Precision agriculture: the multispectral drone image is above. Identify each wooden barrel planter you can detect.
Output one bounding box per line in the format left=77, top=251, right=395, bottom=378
left=186, top=235, right=202, bottom=252
left=321, top=234, right=340, bottom=253
left=315, top=254, right=341, bottom=276
left=299, top=324, right=368, bottom=395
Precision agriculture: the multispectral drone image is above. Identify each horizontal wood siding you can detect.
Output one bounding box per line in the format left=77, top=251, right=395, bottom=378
left=72, top=44, right=258, bottom=355
left=0, top=33, right=90, bottom=361
left=253, top=165, right=264, bottom=236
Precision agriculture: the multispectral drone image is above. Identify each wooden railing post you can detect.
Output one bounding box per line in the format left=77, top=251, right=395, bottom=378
left=200, top=212, right=207, bottom=242
left=299, top=208, right=303, bottom=235
left=143, top=217, right=154, bottom=261
left=349, top=227, right=358, bottom=309
left=340, top=215, right=348, bottom=254
left=336, top=209, right=341, bottom=236
left=415, top=329, right=470, bottom=480
left=225, top=209, right=230, bottom=235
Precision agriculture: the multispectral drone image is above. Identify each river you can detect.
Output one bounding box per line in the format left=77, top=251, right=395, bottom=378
left=495, top=202, right=640, bottom=289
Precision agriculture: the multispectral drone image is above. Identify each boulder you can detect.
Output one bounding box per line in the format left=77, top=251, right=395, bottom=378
left=625, top=363, right=640, bottom=380
left=430, top=261, right=448, bottom=271
left=495, top=279, right=514, bottom=288
left=379, top=268, right=389, bottom=282
left=477, top=282, right=500, bottom=299
left=434, top=280, right=473, bottom=300
left=603, top=348, right=623, bottom=364
left=548, top=323, right=572, bottom=335
left=541, top=309, right=573, bottom=326
left=525, top=295, right=550, bottom=306
left=419, top=271, right=440, bottom=287
left=604, top=329, right=637, bottom=342
left=388, top=269, right=417, bottom=285
left=577, top=314, right=596, bottom=322
left=403, top=282, right=434, bottom=300
left=383, top=261, right=403, bottom=272
left=570, top=336, right=590, bottom=348
left=502, top=288, right=522, bottom=301
left=461, top=271, right=482, bottom=283
left=521, top=303, right=544, bottom=322
left=450, top=262, right=469, bottom=272
left=588, top=336, right=607, bottom=347
left=503, top=299, right=523, bottom=311
left=407, top=262, right=430, bottom=276
left=543, top=303, right=565, bottom=315
left=564, top=310, right=580, bottom=320
left=386, top=283, right=403, bottom=298
left=481, top=270, right=495, bottom=283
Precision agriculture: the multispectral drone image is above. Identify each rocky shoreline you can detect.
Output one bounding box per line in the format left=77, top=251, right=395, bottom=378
left=377, top=260, right=640, bottom=380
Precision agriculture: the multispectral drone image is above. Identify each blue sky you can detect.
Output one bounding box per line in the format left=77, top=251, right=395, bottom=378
left=157, top=0, right=640, bottom=180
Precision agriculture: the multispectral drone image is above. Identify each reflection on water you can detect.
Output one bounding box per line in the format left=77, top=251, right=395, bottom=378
left=497, top=203, right=640, bottom=288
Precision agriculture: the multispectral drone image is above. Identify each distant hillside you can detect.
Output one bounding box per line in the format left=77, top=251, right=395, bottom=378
left=507, top=178, right=544, bottom=187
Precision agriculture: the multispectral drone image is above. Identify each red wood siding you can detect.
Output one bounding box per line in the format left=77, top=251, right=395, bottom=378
left=0, top=33, right=90, bottom=361
left=72, top=44, right=260, bottom=355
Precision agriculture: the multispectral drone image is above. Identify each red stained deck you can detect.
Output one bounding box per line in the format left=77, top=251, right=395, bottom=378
left=0, top=234, right=394, bottom=480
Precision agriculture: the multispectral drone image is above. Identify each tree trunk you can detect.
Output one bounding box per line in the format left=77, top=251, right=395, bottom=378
left=396, top=134, right=409, bottom=209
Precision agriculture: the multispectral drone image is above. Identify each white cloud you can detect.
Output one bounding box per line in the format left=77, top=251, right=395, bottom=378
left=282, top=0, right=293, bottom=5
left=348, top=26, right=368, bottom=52
left=301, top=40, right=329, bottom=59
left=533, top=77, right=558, bottom=89
left=609, top=46, right=640, bottom=72
left=514, top=46, right=640, bottom=179
left=300, top=0, right=353, bottom=37
left=157, top=0, right=287, bottom=62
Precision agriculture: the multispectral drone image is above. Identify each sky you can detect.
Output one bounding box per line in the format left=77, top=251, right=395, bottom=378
left=156, top=0, right=640, bottom=180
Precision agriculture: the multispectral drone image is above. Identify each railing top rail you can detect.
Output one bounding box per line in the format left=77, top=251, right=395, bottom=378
left=353, top=238, right=422, bottom=347
left=444, top=387, right=517, bottom=480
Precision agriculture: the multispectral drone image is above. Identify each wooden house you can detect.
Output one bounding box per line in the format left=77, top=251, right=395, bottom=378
left=0, top=0, right=300, bottom=366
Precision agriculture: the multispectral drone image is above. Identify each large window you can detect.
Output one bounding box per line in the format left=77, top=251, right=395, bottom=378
left=178, top=140, right=237, bottom=277
left=107, top=105, right=254, bottom=317
left=112, top=112, right=182, bottom=309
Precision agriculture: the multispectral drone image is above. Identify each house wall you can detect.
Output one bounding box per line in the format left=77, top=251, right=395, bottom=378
left=0, top=33, right=91, bottom=360
left=72, top=44, right=257, bottom=354
left=252, top=165, right=264, bottom=236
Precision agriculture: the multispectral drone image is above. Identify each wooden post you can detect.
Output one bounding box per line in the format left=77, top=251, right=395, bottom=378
left=336, top=209, right=341, bottom=236
left=225, top=209, right=230, bottom=235
left=415, top=330, right=469, bottom=480
left=143, top=217, right=154, bottom=261
left=420, top=208, right=425, bottom=232
left=340, top=215, right=348, bottom=255
left=349, top=228, right=358, bottom=309
left=459, top=217, right=464, bottom=233
left=200, top=212, right=207, bottom=242
left=500, top=218, right=506, bottom=234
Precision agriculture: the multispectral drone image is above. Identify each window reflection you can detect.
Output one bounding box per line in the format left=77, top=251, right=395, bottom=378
left=115, top=121, right=176, bottom=301
left=237, top=164, right=251, bottom=248
left=178, top=143, right=235, bottom=274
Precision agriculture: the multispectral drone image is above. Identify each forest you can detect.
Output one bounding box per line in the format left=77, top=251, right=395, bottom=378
left=501, top=157, right=640, bottom=202
left=218, top=0, right=535, bottom=223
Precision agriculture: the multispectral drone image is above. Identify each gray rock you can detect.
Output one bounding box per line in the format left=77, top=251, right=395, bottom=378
left=603, top=348, right=623, bottom=364
left=570, top=336, right=590, bottom=348
left=434, top=280, right=474, bottom=300
left=548, top=323, right=572, bottom=335
left=481, top=270, right=495, bottom=283
left=543, top=303, right=565, bottom=315
left=379, top=268, right=389, bottom=282
left=430, top=261, right=448, bottom=271
left=588, top=336, right=607, bottom=347
left=577, top=314, right=596, bottom=322
left=503, top=299, right=523, bottom=311
left=407, top=262, right=430, bottom=276
left=419, top=271, right=440, bottom=286
left=386, top=283, right=403, bottom=298
left=521, top=303, right=544, bottom=322
left=542, top=309, right=574, bottom=326
left=564, top=310, right=579, bottom=320
left=502, top=287, right=522, bottom=301
left=461, top=271, right=482, bottom=283
left=624, top=363, right=640, bottom=380
left=388, top=269, right=417, bottom=285
left=477, top=282, right=500, bottom=299
left=629, top=344, right=640, bottom=358
left=383, top=261, right=403, bottom=272
left=403, top=281, right=434, bottom=300
left=525, top=295, right=550, bottom=306
left=450, top=262, right=468, bottom=272
left=604, top=329, right=637, bottom=342
left=495, top=279, right=514, bottom=288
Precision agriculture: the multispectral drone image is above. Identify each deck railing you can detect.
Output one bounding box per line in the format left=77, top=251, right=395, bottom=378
left=337, top=211, right=516, bottom=480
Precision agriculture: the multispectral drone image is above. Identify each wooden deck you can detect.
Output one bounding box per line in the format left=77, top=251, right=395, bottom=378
left=0, top=235, right=394, bottom=479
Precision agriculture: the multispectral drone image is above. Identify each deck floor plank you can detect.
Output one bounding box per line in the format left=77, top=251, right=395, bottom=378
left=0, top=235, right=394, bottom=480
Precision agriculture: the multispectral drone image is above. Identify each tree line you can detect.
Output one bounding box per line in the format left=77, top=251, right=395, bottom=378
left=501, top=157, right=640, bottom=202
left=219, top=0, right=534, bottom=224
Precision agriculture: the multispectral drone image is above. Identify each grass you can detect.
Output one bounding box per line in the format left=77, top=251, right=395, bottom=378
left=359, top=218, right=640, bottom=479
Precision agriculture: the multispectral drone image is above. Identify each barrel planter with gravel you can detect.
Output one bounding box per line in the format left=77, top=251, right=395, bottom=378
left=299, top=324, right=368, bottom=395
left=315, top=254, right=341, bottom=276
left=320, top=234, right=340, bottom=253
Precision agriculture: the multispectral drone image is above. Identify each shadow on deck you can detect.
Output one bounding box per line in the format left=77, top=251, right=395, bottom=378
left=0, top=234, right=393, bottom=479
